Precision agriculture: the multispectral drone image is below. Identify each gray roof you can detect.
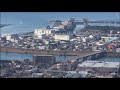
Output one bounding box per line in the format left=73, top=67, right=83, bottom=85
left=72, top=74, right=81, bottom=78
left=64, top=73, right=74, bottom=78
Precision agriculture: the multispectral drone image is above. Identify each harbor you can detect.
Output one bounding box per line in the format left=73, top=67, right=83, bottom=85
left=0, top=12, right=120, bottom=78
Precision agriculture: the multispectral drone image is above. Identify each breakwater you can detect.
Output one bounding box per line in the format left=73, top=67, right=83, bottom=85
left=0, top=46, right=120, bottom=59
left=0, top=46, right=92, bottom=56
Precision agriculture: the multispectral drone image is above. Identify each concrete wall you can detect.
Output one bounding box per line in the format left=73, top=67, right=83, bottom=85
left=0, top=46, right=92, bottom=55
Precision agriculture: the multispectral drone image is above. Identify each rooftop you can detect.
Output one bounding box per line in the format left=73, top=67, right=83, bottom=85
left=33, top=55, right=54, bottom=57
left=34, top=28, right=54, bottom=31
left=78, top=60, right=120, bottom=68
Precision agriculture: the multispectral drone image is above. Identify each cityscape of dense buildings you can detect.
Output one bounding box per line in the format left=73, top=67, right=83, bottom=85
left=0, top=16, right=120, bottom=78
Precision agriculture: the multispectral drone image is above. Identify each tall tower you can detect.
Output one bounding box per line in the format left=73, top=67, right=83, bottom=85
left=83, top=18, right=88, bottom=31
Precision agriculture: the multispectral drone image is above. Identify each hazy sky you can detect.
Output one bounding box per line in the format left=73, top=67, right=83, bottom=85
left=1, top=12, right=120, bottom=24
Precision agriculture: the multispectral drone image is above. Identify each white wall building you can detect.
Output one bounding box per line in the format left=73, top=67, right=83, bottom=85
left=11, top=39, right=15, bottom=42
left=34, top=28, right=55, bottom=39
left=116, top=48, right=120, bottom=52
left=101, top=36, right=118, bottom=43
left=81, top=37, right=89, bottom=42
left=54, top=34, right=70, bottom=41
left=89, top=35, right=94, bottom=39
left=5, top=34, right=11, bottom=41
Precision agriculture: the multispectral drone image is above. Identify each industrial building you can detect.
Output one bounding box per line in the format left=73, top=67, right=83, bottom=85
left=33, top=55, right=56, bottom=66
left=101, top=36, right=118, bottom=43
left=116, top=48, right=120, bottom=52
left=54, top=34, right=71, bottom=41
left=60, top=60, right=78, bottom=71
left=77, top=60, right=120, bottom=75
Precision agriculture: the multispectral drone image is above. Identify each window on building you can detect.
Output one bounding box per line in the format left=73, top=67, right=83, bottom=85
left=42, top=30, right=44, bottom=33
left=45, top=30, right=48, bottom=34
left=48, top=31, right=50, bottom=33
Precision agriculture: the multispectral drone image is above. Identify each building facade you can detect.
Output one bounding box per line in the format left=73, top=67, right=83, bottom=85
left=34, top=28, right=55, bottom=39
left=33, top=55, right=56, bottom=66
left=54, top=34, right=70, bottom=41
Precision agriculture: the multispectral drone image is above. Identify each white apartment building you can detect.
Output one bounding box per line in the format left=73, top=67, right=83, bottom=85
left=6, top=34, right=11, bottom=41
left=2, top=34, right=11, bottom=41
left=34, top=28, right=55, bottom=39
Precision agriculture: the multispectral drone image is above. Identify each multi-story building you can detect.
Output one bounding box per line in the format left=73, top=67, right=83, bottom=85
left=34, top=28, right=55, bottom=39
left=6, top=34, right=11, bottom=41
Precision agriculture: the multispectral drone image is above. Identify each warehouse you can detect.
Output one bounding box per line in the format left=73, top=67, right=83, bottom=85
left=54, top=34, right=71, bottom=41
left=77, top=60, right=120, bottom=75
